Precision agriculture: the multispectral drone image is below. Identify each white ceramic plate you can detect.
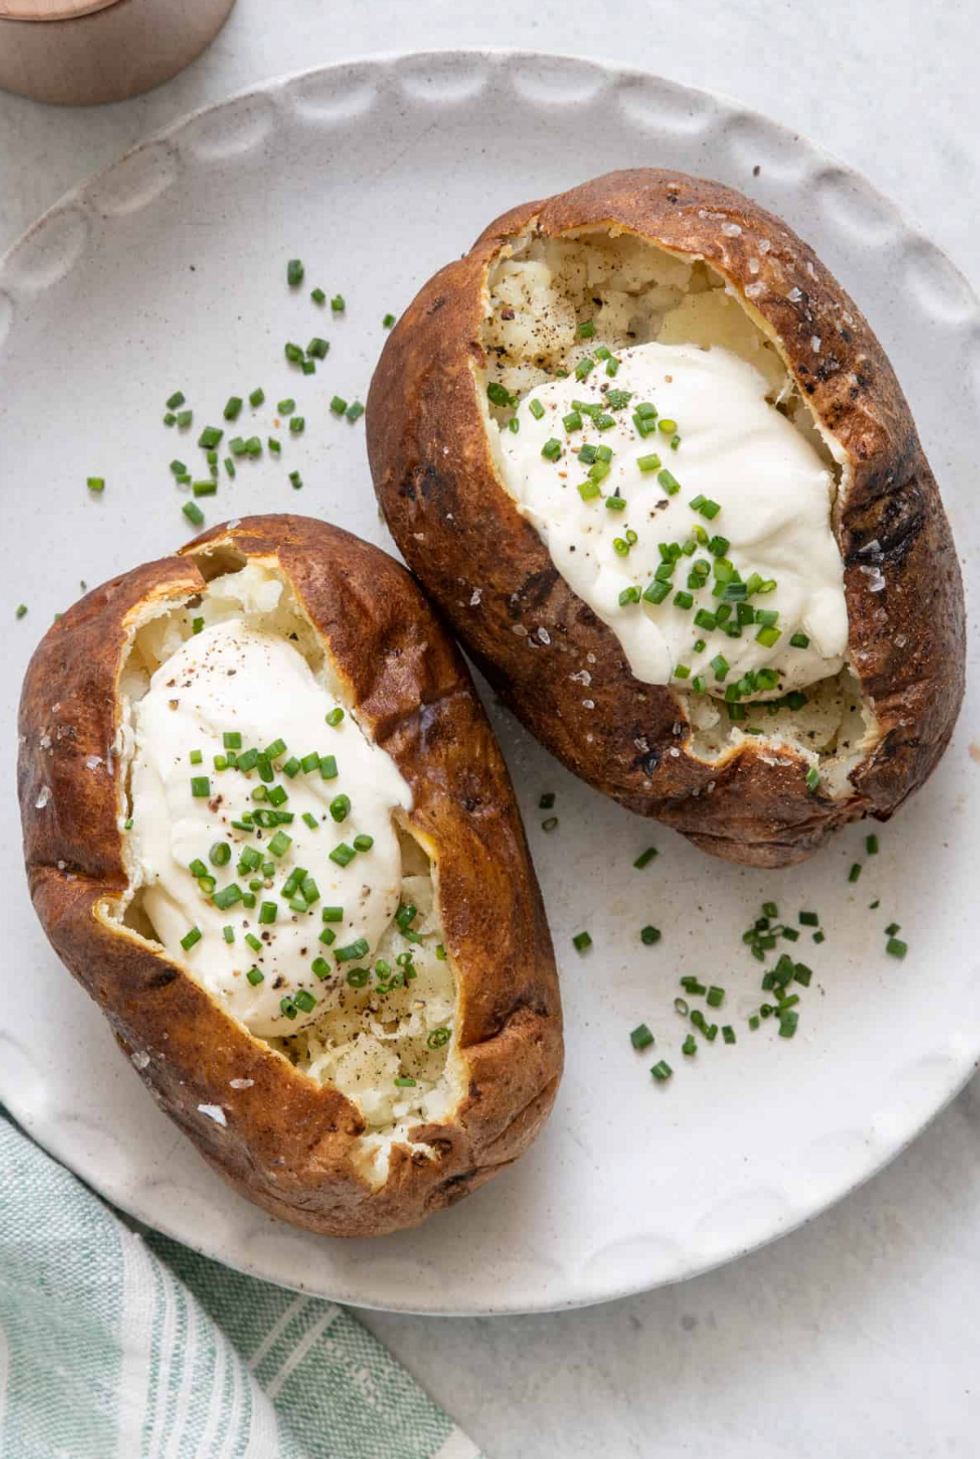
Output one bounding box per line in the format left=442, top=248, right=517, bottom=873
left=2, top=51, right=978, bottom=1316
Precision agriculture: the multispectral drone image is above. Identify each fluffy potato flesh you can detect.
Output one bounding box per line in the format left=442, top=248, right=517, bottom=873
left=481, top=230, right=878, bottom=798
left=114, top=560, right=465, bottom=1187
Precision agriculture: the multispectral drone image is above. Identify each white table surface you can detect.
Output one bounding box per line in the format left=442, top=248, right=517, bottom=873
left=2, top=3, right=977, bottom=1454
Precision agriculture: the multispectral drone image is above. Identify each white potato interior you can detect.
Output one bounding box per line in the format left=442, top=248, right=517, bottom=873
left=481, top=229, right=879, bottom=793
left=110, top=553, right=465, bottom=1187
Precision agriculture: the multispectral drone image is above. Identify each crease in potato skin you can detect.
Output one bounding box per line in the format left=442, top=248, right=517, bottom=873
left=367, top=169, right=965, bottom=868
left=18, top=515, right=562, bottom=1237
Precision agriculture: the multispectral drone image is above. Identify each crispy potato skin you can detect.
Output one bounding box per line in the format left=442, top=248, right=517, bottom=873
left=367, top=169, right=965, bottom=867
left=18, top=515, right=562, bottom=1237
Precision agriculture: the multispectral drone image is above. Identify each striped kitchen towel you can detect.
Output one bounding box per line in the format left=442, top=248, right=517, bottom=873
left=0, top=1109, right=482, bottom=1459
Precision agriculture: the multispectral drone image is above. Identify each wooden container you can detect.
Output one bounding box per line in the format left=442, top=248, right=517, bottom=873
left=0, top=0, right=237, bottom=106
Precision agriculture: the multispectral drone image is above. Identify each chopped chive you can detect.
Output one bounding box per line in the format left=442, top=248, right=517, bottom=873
left=778, top=1010, right=799, bottom=1038
left=268, top=830, right=291, bottom=857
left=866, top=834, right=879, bottom=854
left=86, top=477, right=105, bottom=493
left=326, top=707, right=344, bottom=727
left=346, top=401, right=365, bottom=423
left=329, top=794, right=351, bottom=823
left=289, top=416, right=305, bottom=434
left=848, top=862, right=862, bottom=883
left=223, top=396, right=243, bottom=421
left=331, top=295, right=345, bottom=312
left=633, top=847, right=658, bottom=869
left=799, top=911, right=819, bottom=927
left=166, top=390, right=185, bottom=410
left=886, top=937, right=908, bottom=958
left=541, top=437, right=562, bottom=460
left=640, top=925, right=661, bottom=945
left=529, top=398, right=546, bottom=420
left=180, top=926, right=202, bottom=951
left=182, top=502, right=205, bottom=527
left=682, top=1035, right=697, bottom=1056
left=562, top=411, right=582, bottom=433
left=572, top=931, right=592, bottom=954
left=630, top=1023, right=654, bottom=1051
left=287, top=259, right=304, bottom=287
left=329, top=842, right=355, bottom=867
left=706, top=986, right=725, bottom=1008
left=805, top=766, right=821, bottom=792
left=382, top=312, right=396, bottom=328
left=658, top=468, right=680, bottom=496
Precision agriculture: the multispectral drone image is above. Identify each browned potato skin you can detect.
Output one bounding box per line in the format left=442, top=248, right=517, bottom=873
left=18, top=515, right=562, bottom=1237
left=368, top=169, right=965, bottom=867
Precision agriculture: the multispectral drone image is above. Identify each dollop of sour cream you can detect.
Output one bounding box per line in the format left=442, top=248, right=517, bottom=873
left=497, top=341, right=848, bottom=695
left=130, top=620, right=412, bottom=1036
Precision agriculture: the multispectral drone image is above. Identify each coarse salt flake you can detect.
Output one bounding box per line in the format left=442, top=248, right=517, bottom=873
left=198, top=1104, right=227, bottom=1126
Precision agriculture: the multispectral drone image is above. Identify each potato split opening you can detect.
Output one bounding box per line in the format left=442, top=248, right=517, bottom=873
left=107, top=554, right=466, bottom=1188
left=480, top=228, right=880, bottom=796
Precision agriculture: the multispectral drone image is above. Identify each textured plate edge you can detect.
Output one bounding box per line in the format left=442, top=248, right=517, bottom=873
left=2, top=47, right=978, bottom=1316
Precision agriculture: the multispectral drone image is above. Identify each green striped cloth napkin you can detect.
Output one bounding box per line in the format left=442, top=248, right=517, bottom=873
left=0, top=1108, right=482, bottom=1459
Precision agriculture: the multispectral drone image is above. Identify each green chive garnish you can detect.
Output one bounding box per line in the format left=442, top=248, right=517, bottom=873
left=630, top=1024, right=654, bottom=1050
left=287, top=259, right=304, bottom=287
left=180, top=926, right=202, bottom=951
left=572, top=931, right=592, bottom=954
left=640, top=925, right=661, bottom=945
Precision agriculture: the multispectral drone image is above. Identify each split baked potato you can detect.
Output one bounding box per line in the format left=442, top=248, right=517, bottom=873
left=18, top=515, right=562, bottom=1237
left=368, top=169, right=965, bottom=867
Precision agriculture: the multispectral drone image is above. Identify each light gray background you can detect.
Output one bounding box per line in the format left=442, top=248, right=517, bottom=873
left=2, top=4, right=976, bottom=1455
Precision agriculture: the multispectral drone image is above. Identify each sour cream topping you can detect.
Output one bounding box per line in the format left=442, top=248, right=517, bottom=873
left=496, top=341, right=848, bottom=695
left=130, top=619, right=412, bottom=1036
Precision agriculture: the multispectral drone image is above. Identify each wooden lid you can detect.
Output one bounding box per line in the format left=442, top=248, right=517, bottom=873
left=0, top=0, right=121, bottom=20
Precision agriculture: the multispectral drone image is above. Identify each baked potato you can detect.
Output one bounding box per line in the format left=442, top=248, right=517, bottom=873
left=18, top=514, right=562, bottom=1237
left=368, top=169, right=965, bottom=867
